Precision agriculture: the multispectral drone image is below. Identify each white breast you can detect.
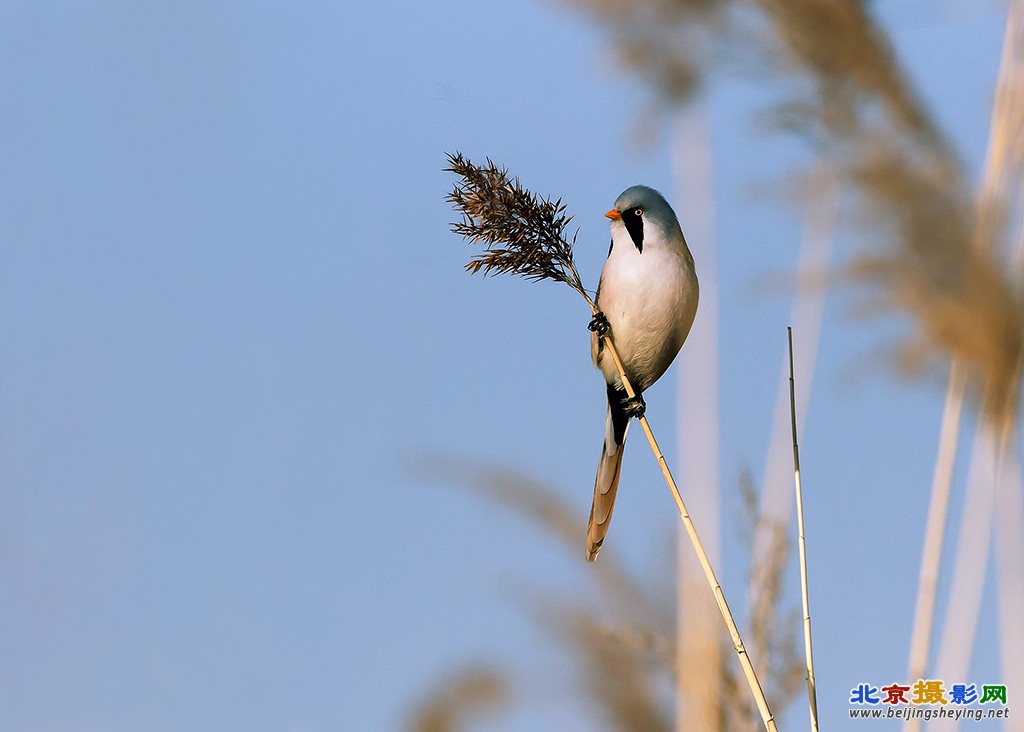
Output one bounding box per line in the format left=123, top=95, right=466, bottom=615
left=595, top=225, right=699, bottom=392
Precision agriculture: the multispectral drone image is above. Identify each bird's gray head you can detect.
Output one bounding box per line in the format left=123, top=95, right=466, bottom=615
left=605, top=185, right=682, bottom=253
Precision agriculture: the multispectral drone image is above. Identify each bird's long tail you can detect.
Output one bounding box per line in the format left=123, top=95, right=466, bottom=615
left=586, top=388, right=630, bottom=562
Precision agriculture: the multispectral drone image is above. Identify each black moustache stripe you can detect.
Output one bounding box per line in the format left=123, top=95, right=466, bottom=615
left=622, top=210, right=644, bottom=253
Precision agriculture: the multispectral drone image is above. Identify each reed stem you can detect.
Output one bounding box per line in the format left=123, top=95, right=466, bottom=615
left=788, top=327, right=818, bottom=732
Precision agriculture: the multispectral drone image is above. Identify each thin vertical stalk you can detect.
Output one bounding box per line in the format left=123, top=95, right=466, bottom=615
left=992, top=434, right=1024, bottom=732
left=934, top=428, right=996, bottom=681
left=788, top=328, right=818, bottom=732
left=905, top=362, right=964, bottom=693
left=751, top=163, right=834, bottom=678
left=994, top=0, right=1024, bottom=716
left=672, top=104, right=722, bottom=732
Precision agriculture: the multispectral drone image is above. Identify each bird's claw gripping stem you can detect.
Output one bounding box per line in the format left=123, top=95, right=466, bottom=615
left=623, top=395, right=646, bottom=419
left=588, top=311, right=610, bottom=336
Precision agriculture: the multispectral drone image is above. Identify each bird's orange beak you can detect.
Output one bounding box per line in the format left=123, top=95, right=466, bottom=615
left=605, top=209, right=621, bottom=220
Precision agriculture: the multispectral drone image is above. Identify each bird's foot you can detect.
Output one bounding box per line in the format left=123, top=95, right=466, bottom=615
left=623, top=394, right=646, bottom=419
left=588, top=311, right=610, bottom=336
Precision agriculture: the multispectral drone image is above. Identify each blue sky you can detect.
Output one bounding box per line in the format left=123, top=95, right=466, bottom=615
left=0, top=1, right=1014, bottom=730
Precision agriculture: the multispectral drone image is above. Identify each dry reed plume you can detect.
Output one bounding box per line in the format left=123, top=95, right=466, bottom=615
left=445, top=152, right=590, bottom=302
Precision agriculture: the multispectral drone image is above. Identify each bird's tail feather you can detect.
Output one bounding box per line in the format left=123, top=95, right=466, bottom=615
left=586, top=395, right=629, bottom=562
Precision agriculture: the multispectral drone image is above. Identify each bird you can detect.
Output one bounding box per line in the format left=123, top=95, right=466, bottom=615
left=586, top=185, right=699, bottom=562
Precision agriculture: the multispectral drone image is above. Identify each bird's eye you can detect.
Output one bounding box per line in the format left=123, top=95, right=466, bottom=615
left=634, top=208, right=643, bottom=216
